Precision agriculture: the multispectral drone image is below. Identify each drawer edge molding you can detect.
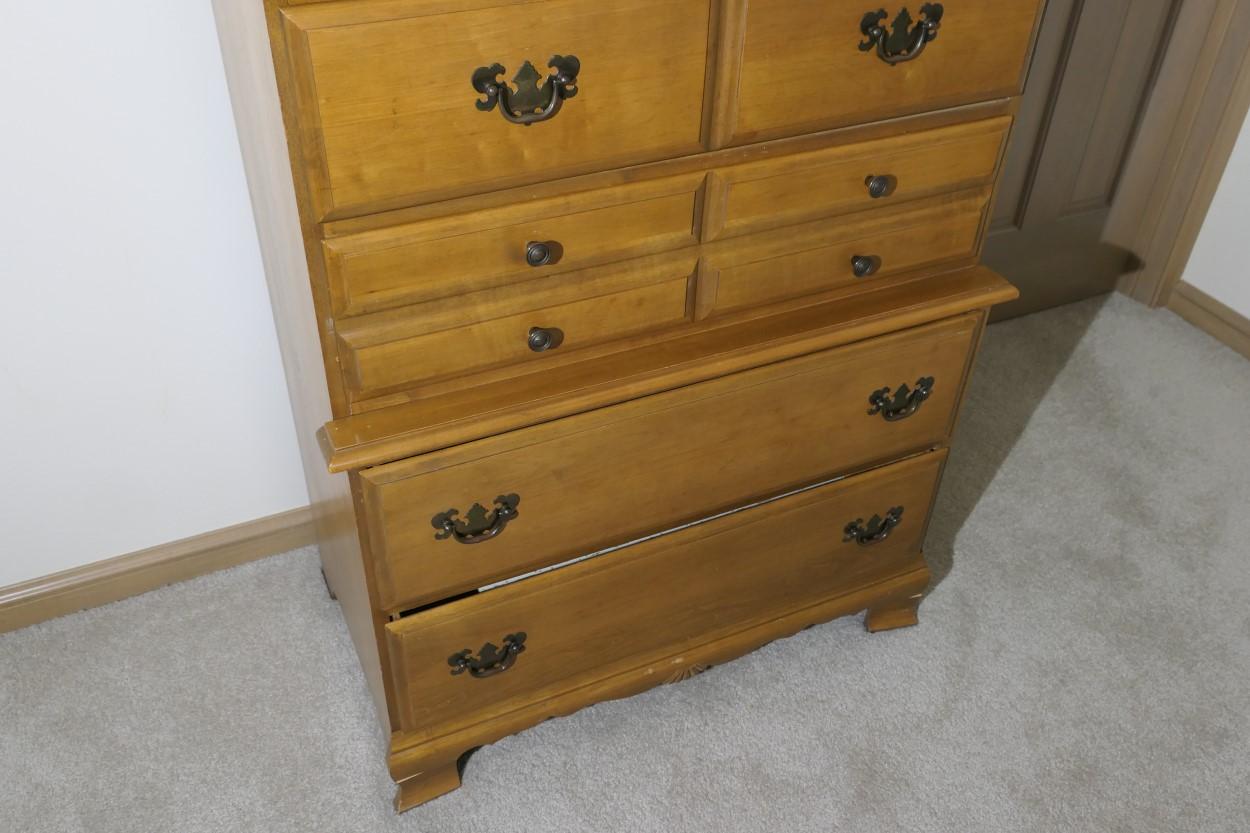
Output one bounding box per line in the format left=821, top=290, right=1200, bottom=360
left=320, top=266, right=1018, bottom=472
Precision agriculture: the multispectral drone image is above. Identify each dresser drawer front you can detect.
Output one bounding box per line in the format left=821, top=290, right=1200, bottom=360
left=279, top=0, right=713, bottom=220
left=361, top=315, right=978, bottom=611
left=338, top=254, right=697, bottom=397
left=706, top=194, right=986, bottom=314
left=324, top=176, right=704, bottom=317
left=384, top=450, right=945, bottom=733
left=709, top=117, right=1009, bottom=242
left=731, top=1, right=1042, bottom=144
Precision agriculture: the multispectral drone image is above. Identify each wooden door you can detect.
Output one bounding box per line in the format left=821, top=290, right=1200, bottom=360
left=985, top=0, right=1180, bottom=319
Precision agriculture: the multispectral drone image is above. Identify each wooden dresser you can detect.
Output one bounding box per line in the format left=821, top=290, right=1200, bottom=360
left=214, top=0, right=1045, bottom=811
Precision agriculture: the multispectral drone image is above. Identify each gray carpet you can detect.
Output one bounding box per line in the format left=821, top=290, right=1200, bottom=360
left=3, top=293, right=1249, bottom=832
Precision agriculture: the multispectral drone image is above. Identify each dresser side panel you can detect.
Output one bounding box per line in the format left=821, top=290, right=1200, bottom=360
left=212, top=0, right=395, bottom=730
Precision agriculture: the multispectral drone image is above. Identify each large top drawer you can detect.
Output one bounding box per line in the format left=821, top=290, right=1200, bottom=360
left=277, top=0, right=713, bottom=220
left=727, top=0, right=1044, bottom=144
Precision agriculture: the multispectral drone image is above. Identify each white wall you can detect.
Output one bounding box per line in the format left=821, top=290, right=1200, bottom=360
left=1183, top=110, right=1250, bottom=316
left=0, top=3, right=309, bottom=587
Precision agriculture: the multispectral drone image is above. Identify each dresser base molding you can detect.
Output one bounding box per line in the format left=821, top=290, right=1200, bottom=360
left=865, top=592, right=924, bottom=633
left=388, top=562, right=930, bottom=810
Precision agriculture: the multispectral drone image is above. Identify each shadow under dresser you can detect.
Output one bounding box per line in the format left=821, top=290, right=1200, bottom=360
left=212, top=0, right=1046, bottom=811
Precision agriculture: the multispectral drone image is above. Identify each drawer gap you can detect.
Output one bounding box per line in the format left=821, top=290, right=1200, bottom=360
left=391, top=588, right=479, bottom=622
left=392, top=449, right=937, bottom=620
left=472, top=448, right=939, bottom=596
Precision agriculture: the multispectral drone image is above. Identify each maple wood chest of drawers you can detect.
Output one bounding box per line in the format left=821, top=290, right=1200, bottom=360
left=215, top=0, right=1045, bottom=811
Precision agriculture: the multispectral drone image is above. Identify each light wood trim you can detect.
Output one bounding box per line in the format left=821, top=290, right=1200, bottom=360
left=693, top=256, right=720, bottom=320
left=264, top=4, right=353, bottom=414
left=1168, top=281, right=1250, bottom=360
left=1111, top=0, right=1250, bottom=306
left=0, top=508, right=315, bottom=635
left=705, top=0, right=748, bottom=150
left=278, top=0, right=547, bottom=29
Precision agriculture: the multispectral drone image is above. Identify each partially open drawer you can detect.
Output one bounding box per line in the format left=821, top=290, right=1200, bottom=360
left=384, top=450, right=946, bottom=734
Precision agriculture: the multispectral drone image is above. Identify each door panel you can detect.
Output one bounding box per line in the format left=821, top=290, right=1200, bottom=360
left=985, top=0, right=1179, bottom=318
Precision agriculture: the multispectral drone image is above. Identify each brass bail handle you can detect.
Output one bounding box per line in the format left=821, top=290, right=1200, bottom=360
left=472, top=55, right=581, bottom=125
left=859, top=4, right=944, bottom=65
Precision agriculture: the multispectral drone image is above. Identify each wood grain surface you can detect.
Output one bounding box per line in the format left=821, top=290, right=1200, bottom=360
left=361, top=316, right=977, bottom=611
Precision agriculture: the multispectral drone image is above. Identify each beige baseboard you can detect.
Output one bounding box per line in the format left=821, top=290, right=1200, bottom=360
left=1168, top=281, right=1250, bottom=361
left=0, top=506, right=316, bottom=635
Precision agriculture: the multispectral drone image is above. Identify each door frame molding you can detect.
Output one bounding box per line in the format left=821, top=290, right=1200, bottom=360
left=1110, top=0, right=1250, bottom=307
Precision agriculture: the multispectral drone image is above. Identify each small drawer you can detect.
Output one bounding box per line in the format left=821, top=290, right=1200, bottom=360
left=383, top=450, right=946, bottom=733
left=360, top=314, right=979, bottom=612
left=729, top=1, right=1043, bottom=144
left=278, top=0, right=714, bottom=219
left=337, top=252, right=698, bottom=398
left=706, top=117, right=1009, bottom=242
left=324, top=175, right=704, bottom=317
left=703, top=193, right=986, bottom=315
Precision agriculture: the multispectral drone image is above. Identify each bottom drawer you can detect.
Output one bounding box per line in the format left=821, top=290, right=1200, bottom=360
left=384, top=449, right=947, bottom=733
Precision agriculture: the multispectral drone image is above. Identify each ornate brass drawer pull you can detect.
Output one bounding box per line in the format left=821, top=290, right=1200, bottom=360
left=448, top=633, right=527, bottom=678
left=844, top=506, right=904, bottom=546
left=472, top=55, right=580, bottom=126
left=859, top=4, right=944, bottom=65
left=852, top=254, right=883, bottom=278
left=527, top=326, right=564, bottom=353
left=431, top=494, right=520, bottom=544
left=868, top=376, right=934, bottom=421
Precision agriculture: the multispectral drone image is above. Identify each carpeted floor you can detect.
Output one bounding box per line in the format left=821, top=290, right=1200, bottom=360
left=3, top=293, right=1249, bottom=833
